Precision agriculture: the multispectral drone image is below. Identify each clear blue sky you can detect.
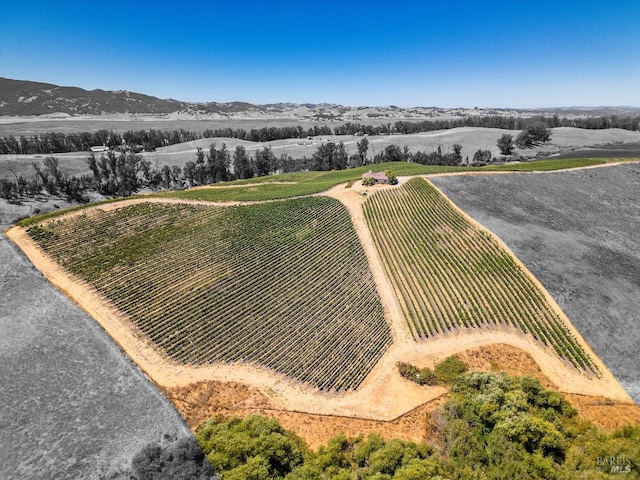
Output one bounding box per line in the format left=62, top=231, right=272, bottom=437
left=1, top=0, right=639, bottom=108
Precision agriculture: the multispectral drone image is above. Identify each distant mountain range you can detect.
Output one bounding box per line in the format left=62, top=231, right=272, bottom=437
left=1, top=77, right=639, bottom=119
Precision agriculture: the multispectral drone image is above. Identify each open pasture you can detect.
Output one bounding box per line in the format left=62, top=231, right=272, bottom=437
left=363, top=177, right=596, bottom=373
left=156, top=162, right=465, bottom=202
left=430, top=163, right=640, bottom=404
left=26, top=197, right=391, bottom=392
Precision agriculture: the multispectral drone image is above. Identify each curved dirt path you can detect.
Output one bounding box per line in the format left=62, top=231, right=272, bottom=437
left=5, top=168, right=632, bottom=424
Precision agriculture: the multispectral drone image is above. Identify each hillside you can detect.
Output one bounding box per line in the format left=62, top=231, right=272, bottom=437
left=7, top=159, right=632, bottom=418
left=0, top=77, right=183, bottom=116
left=4, top=159, right=640, bottom=466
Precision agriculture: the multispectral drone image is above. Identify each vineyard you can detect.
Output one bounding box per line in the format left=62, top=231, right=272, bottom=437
left=363, top=177, right=597, bottom=373
left=26, top=198, right=391, bottom=391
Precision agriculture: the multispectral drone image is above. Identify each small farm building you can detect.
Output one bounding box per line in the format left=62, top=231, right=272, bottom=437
left=362, top=170, right=389, bottom=184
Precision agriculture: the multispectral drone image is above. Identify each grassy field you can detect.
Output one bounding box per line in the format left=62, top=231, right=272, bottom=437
left=363, top=177, right=596, bottom=373
left=486, top=157, right=636, bottom=171
left=153, top=162, right=466, bottom=202
left=154, top=158, right=636, bottom=203
left=26, top=198, right=391, bottom=391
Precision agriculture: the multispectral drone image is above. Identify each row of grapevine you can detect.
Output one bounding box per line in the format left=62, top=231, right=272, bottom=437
left=28, top=198, right=392, bottom=391
left=363, top=177, right=597, bottom=374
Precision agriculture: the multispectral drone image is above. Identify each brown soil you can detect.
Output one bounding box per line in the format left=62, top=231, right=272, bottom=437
left=564, top=394, right=640, bottom=430
left=160, top=379, right=443, bottom=449
left=161, top=344, right=640, bottom=449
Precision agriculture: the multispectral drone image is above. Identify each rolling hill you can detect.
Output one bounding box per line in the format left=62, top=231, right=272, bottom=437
left=4, top=77, right=639, bottom=120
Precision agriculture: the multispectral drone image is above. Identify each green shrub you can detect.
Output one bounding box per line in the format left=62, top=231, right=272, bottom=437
left=384, top=169, right=398, bottom=185
left=131, top=436, right=215, bottom=480
left=397, top=362, right=436, bottom=386
left=362, top=176, right=376, bottom=186
left=195, top=415, right=306, bottom=479
left=398, top=355, right=468, bottom=387
left=434, top=355, right=468, bottom=385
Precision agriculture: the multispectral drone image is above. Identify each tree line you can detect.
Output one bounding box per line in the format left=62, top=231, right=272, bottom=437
left=1, top=113, right=637, bottom=155
left=0, top=125, right=333, bottom=155
left=0, top=123, right=551, bottom=203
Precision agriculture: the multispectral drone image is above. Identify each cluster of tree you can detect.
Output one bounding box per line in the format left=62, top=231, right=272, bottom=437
left=131, top=436, right=216, bottom=480
left=183, top=139, right=370, bottom=184
left=201, top=125, right=334, bottom=143
left=397, top=355, right=468, bottom=386
left=369, top=144, right=464, bottom=166
left=494, top=120, right=553, bottom=155
left=180, top=144, right=310, bottom=185
left=333, top=122, right=396, bottom=136
left=87, top=151, right=154, bottom=196
left=0, top=129, right=202, bottom=155
left=0, top=157, right=92, bottom=203
left=515, top=121, right=553, bottom=148
left=1, top=150, right=171, bottom=203
left=561, top=114, right=640, bottom=131
left=131, top=370, right=639, bottom=479
left=232, top=125, right=332, bottom=143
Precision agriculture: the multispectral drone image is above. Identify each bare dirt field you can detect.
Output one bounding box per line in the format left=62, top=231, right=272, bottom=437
left=430, top=163, right=640, bottom=405
left=0, top=201, right=192, bottom=479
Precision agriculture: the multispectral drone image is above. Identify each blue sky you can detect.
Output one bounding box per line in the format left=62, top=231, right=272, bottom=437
left=1, top=0, right=639, bottom=108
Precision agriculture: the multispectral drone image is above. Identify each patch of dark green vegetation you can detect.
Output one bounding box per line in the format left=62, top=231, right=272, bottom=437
left=398, top=355, right=469, bottom=386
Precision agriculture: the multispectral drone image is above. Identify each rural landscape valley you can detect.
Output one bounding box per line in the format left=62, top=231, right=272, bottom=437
left=2, top=72, right=640, bottom=479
